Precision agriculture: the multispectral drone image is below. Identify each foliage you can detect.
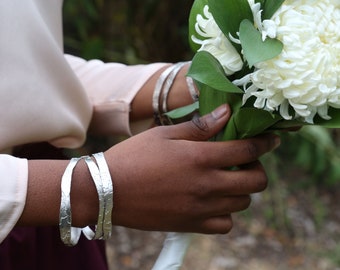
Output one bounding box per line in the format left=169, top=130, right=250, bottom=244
left=63, top=0, right=194, bottom=63
left=279, top=126, right=340, bottom=187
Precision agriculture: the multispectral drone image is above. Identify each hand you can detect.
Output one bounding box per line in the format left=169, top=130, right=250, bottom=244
left=105, top=104, right=280, bottom=234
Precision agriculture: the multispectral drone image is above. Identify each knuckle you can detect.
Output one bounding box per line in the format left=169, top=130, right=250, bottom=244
left=191, top=147, right=209, bottom=166
left=245, top=142, right=260, bottom=159
left=189, top=179, right=210, bottom=198
left=189, top=116, right=210, bottom=139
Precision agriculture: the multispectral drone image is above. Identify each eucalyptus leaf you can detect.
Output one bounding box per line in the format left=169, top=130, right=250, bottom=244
left=222, top=107, right=282, bottom=140
left=198, top=84, right=242, bottom=142
left=198, top=83, right=242, bottom=116
left=165, top=102, right=199, bottom=119
left=255, top=0, right=265, bottom=6
left=188, top=51, right=243, bottom=94
left=208, top=0, right=253, bottom=40
left=188, top=0, right=209, bottom=52
left=271, top=119, right=304, bottom=130
left=239, top=19, right=283, bottom=67
left=262, top=0, right=285, bottom=20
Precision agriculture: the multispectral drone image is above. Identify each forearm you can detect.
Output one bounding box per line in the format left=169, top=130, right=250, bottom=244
left=17, top=159, right=98, bottom=228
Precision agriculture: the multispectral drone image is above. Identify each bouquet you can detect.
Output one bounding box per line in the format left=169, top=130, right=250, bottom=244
left=168, top=0, right=340, bottom=140
left=153, top=0, right=340, bottom=269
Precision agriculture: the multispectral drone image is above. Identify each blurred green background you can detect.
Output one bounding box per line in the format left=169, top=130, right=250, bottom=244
left=62, top=1, right=340, bottom=269
left=63, top=0, right=194, bottom=63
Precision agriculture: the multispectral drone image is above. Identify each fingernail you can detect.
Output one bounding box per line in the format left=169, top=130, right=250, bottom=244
left=211, top=104, right=228, bottom=120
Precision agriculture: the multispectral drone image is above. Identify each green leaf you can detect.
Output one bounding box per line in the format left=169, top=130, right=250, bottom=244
left=208, top=0, right=253, bottom=40
left=239, top=19, right=283, bottom=67
left=222, top=107, right=282, bottom=140
left=198, top=84, right=242, bottom=116
left=262, top=0, right=285, bottom=20
left=198, top=84, right=242, bottom=141
left=165, top=102, right=199, bottom=119
left=270, top=119, right=305, bottom=130
left=188, top=0, right=209, bottom=52
left=255, top=0, right=265, bottom=6
left=187, top=51, right=243, bottom=94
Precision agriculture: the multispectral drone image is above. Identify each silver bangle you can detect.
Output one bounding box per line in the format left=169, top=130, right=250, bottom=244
left=59, top=157, right=85, bottom=246
left=152, top=64, right=177, bottom=125
left=84, top=156, right=106, bottom=240
left=186, top=77, right=199, bottom=102
left=153, top=62, right=200, bottom=126
left=59, top=153, right=114, bottom=245
left=160, top=62, right=187, bottom=125
left=161, top=62, right=187, bottom=113
left=93, top=152, right=113, bottom=240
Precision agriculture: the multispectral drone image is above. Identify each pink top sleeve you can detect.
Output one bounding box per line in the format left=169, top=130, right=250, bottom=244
left=65, top=55, right=168, bottom=136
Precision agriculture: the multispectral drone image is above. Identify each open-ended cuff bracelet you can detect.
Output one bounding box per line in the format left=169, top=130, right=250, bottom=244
left=152, top=61, right=199, bottom=126
left=59, top=153, right=113, bottom=246
left=152, top=64, right=178, bottom=125
left=92, top=152, right=114, bottom=240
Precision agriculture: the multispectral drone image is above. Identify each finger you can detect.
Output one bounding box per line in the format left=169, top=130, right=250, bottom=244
left=211, top=161, right=268, bottom=195
left=190, top=134, right=280, bottom=168
left=202, top=195, right=251, bottom=216
left=193, top=161, right=267, bottom=197
left=165, top=104, right=231, bottom=141
left=197, top=215, right=233, bottom=234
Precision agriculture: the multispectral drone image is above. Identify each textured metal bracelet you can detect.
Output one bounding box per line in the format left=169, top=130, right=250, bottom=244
left=152, top=64, right=177, bottom=125
left=93, top=152, right=113, bottom=240
left=59, top=157, right=85, bottom=246
left=186, top=76, right=199, bottom=102
left=84, top=156, right=106, bottom=240
left=160, top=62, right=187, bottom=125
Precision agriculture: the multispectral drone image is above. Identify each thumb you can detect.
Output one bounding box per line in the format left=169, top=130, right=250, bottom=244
left=167, top=104, right=231, bottom=141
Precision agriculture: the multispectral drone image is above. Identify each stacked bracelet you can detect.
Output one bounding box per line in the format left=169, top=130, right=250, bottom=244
left=92, top=152, right=113, bottom=239
left=59, top=152, right=113, bottom=246
left=186, top=77, right=199, bottom=102
left=152, top=64, right=178, bottom=125
left=152, top=62, right=199, bottom=126
left=59, top=157, right=84, bottom=246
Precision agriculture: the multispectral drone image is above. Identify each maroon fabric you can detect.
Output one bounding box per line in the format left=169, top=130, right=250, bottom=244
left=0, top=143, right=109, bottom=270
left=0, top=227, right=108, bottom=270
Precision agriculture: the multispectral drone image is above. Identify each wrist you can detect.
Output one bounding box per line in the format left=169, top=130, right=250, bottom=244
left=70, top=158, right=99, bottom=227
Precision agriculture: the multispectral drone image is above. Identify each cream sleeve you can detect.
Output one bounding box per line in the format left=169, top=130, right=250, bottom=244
left=0, top=155, right=28, bottom=243
left=65, top=55, right=169, bottom=136
left=0, top=0, right=169, bottom=243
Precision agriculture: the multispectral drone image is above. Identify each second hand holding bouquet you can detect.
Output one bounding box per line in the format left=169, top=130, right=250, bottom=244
left=153, top=0, right=340, bottom=269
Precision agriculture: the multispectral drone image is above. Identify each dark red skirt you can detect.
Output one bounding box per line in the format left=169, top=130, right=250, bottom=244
left=0, top=226, right=108, bottom=270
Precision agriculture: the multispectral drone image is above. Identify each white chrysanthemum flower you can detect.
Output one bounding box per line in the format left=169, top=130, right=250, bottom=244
left=247, top=0, right=278, bottom=41
left=244, top=0, right=340, bottom=123
left=191, top=5, right=243, bottom=75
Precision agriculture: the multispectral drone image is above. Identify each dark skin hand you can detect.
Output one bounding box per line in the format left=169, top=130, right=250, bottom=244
left=20, top=104, right=280, bottom=235
left=104, top=104, right=280, bottom=234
